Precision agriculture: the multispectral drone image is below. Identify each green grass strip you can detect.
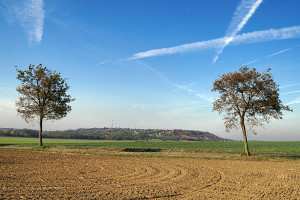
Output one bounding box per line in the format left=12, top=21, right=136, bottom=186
left=0, top=137, right=299, bottom=154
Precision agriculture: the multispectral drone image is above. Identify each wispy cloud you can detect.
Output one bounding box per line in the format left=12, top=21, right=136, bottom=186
left=96, top=59, right=112, bottom=66
left=286, top=97, right=300, bottom=105
left=280, top=83, right=300, bottom=89
left=129, top=26, right=300, bottom=60
left=135, top=61, right=212, bottom=102
left=223, top=26, right=300, bottom=45
left=213, top=0, right=263, bottom=63
left=9, top=0, right=45, bottom=44
left=281, top=90, right=300, bottom=95
left=129, top=38, right=225, bottom=60
left=244, top=46, right=297, bottom=65
left=174, top=84, right=213, bottom=102
left=137, top=61, right=172, bottom=84
left=0, top=99, right=15, bottom=112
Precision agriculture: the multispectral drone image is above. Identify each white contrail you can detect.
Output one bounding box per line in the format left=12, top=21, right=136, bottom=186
left=129, top=25, right=300, bottom=60
left=0, top=100, right=15, bottom=110
left=97, top=59, right=112, bottom=66
left=281, top=90, right=300, bottom=95
left=13, top=0, right=45, bottom=44
left=280, top=83, right=300, bottom=89
left=129, top=37, right=225, bottom=60
left=136, top=61, right=173, bottom=85
left=244, top=46, right=295, bottom=65
left=286, top=97, right=300, bottom=105
left=135, top=61, right=212, bottom=102
left=231, top=26, right=300, bottom=45
left=213, top=0, right=263, bottom=63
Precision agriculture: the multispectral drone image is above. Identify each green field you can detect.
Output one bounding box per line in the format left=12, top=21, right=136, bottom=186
left=0, top=136, right=299, bottom=154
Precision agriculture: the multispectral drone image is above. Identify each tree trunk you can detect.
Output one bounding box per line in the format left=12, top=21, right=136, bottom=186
left=240, top=119, right=250, bottom=156
left=39, top=116, right=43, bottom=146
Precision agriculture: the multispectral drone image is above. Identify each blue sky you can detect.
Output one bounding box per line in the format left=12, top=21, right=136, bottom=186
left=0, top=0, right=299, bottom=141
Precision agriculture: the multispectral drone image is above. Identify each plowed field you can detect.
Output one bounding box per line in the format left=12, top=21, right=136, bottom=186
left=1, top=149, right=299, bottom=199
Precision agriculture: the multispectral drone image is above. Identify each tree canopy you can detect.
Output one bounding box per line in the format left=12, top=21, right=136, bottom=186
left=16, top=64, right=74, bottom=145
left=212, top=66, right=292, bottom=155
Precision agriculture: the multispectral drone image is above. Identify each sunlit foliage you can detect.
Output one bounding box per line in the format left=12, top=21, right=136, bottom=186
left=212, top=66, right=292, bottom=155
left=16, top=64, right=74, bottom=145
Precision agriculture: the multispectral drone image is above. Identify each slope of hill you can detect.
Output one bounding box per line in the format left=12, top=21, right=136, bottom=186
left=0, top=128, right=231, bottom=142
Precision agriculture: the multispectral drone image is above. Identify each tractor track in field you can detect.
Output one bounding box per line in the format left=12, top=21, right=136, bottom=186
left=0, top=149, right=299, bottom=199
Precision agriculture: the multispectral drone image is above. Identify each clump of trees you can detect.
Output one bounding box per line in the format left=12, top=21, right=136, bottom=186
left=212, top=66, right=292, bottom=156
left=15, top=64, right=74, bottom=146
left=0, top=128, right=38, bottom=137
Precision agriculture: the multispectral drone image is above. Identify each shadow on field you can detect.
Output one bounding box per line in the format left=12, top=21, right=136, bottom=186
left=0, top=144, right=13, bottom=146
left=123, top=148, right=162, bottom=152
left=258, top=154, right=300, bottom=159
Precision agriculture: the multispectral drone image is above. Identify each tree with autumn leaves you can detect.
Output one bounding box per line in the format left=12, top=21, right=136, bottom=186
left=212, top=66, right=292, bottom=156
left=16, top=64, right=74, bottom=146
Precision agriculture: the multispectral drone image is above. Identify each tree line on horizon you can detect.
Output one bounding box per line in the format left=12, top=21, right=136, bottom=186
left=0, top=128, right=231, bottom=142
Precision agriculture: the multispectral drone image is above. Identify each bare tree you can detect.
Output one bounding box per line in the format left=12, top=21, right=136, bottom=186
left=16, top=64, right=74, bottom=146
left=212, top=66, right=292, bottom=156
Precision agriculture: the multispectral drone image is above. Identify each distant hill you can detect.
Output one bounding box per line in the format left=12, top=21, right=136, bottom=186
left=0, top=127, right=232, bottom=142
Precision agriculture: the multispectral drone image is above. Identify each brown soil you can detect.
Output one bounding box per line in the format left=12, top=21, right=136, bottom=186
left=0, top=149, right=299, bottom=199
